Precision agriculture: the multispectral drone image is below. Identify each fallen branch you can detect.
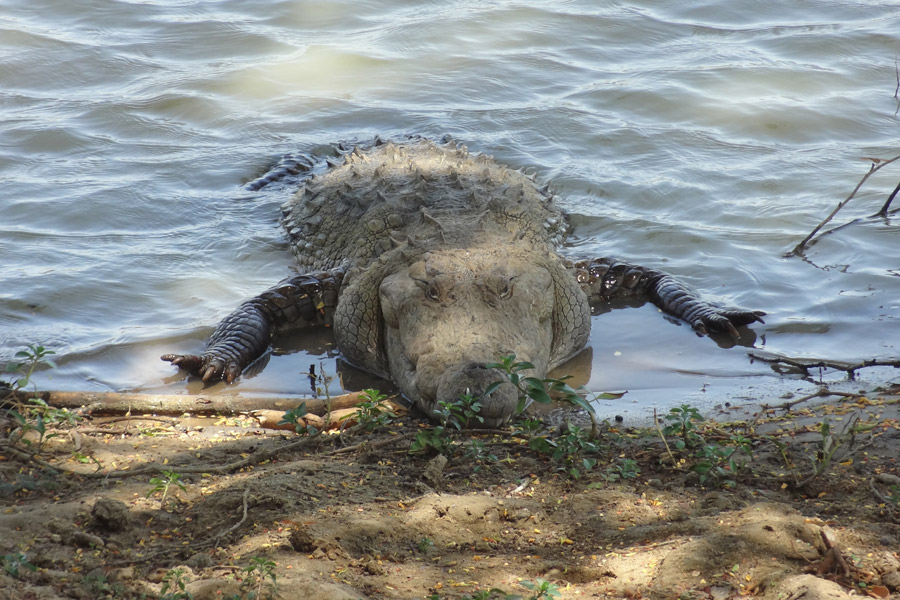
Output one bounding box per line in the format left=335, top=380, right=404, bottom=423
left=749, top=350, right=900, bottom=379
left=788, top=154, right=900, bottom=257
left=2, top=389, right=384, bottom=417
left=327, top=430, right=418, bottom=456
left=748, top=387, right=863, bottom=429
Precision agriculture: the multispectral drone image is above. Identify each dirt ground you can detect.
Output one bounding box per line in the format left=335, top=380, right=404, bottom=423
left=2, top=385, right=900, bottom=600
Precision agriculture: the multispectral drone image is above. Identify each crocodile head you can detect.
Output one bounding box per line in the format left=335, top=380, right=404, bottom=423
left=336, top=247, right=590, bottom=427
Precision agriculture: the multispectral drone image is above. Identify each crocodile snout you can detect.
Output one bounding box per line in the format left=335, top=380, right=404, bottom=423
left=434, top=362, right=519, bottom=427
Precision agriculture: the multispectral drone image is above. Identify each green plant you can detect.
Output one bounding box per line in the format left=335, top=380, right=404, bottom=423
left=231, top=556, right=277, bottom=600
left=409, top=393, right=487, bottom=455
left=279, top=402, right=318, bottom=435
left=598, top=457, right=641, bottom=483
left=416, top=536, right=435, bottom=554
left=514, top=417, right=544, bottom=439
left=794, top=414, right=874, bottom=487
left=3, top=345, right=76, bottom=450
left=464, top=439, right=499, bottom=471
left=82, top=571, right=126, bottom=598
left=147, top=470, right=187, bottom=507
left=662, top=404, right=705, bottom=449
left=657, top=405, right=757, bottom=485
left=520, top=578, right=561, bottom=599
left=409, top=425, right=453, bottom=455
left=434, top=394, right=484, bottom=430
left=690, top=434, right=753, bottom=485
left=350, top=388, right=397, bottom=431
left=9, top=397, right=81, bottom=450
left=487, top=354, right=623, bottom=438
left=3, top=344, right=56, bottom=395
left=486, top=355, right=553, bottom=413
left=160, top=567, right=194, bottom=599
left=527, top=423, right=602, bottom=479
left=888, top=485, right=900, bottom=508
left=2, top=552, right=36, bottom=578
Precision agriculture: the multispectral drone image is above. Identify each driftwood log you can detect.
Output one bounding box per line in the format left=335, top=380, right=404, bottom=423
left=2, top=389, right=398, bottom=418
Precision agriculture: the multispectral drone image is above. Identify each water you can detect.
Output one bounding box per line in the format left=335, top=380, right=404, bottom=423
left=2, top=0, right=899, bottom=420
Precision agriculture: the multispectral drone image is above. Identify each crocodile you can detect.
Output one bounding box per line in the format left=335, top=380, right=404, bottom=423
left=162, top=136, right=764, bottom=426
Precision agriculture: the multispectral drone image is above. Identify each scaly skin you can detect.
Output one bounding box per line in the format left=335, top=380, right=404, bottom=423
left=163, top=136, right=764, bottom=426
left=571, top=257, right=765, bottom=336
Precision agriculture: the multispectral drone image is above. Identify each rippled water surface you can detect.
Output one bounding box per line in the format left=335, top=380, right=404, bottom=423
left=2, top=0, right=899, bottom=417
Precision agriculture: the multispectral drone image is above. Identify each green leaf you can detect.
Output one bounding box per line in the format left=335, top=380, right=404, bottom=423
left=525, top=384, right=551, bottom=404
left=516, top=396, right=529, bottom=414
left=483, top=381, right=503, bottom=397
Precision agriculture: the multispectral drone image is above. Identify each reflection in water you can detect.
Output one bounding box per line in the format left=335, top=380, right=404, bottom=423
left=0, top=0, right=899, bottom=417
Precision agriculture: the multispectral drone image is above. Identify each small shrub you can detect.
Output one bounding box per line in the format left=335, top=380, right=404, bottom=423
left=662, top=404, right=705, bottom=449
left=409, top=394, right=487, bottom=455
left=2, top=552, right=36, bottom=578
left=279, top=402, right=318, bottom=435
left=160, top=567, right=193, bottom=600
left=3, top=345, right=76, bottom=450
left=521, top=578, right=562, bottom=599
left=147, top=470, right=187, bottom=508
left=229, top=556, right=277, bottom=600
left=351, top=388, right=397, bottom=431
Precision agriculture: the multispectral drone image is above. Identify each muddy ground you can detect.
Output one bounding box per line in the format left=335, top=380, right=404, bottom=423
left=1, top=385, right=899, bottom=600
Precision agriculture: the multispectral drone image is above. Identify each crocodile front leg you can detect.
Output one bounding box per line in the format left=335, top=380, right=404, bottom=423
left=162, top=268, right=345, bottom=382
left=571, top=257, right=764, bottom=337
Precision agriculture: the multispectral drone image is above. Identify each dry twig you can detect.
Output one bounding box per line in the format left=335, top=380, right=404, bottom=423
left=652, top=407, right=679, bottom=468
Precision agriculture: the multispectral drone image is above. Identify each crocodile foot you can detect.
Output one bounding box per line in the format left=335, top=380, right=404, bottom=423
left=161, top=352, right=243, bottom=383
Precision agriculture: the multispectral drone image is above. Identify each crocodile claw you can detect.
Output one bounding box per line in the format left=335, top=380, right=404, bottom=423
left=161, top=353, right=241, bottom=384
left=694, top=309, right=766, bottom=338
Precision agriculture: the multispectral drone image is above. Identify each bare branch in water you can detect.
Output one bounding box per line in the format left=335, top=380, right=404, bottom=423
left=895, top=57, right=900, bottom=107
left=875, top=179, right=900, bottom=217
left=894, top=58, right=900, bottom=117
left=749, top=350, right=900, bottom=380
left=787, top=154, right=900, bottom=257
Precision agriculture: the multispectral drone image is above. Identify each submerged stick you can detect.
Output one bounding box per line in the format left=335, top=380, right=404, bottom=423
left=788, top=154, right=900, bottom=257
left=875, top=179, right=900, bottom=217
